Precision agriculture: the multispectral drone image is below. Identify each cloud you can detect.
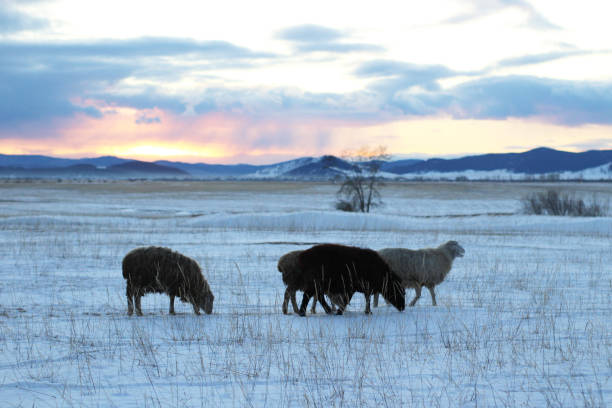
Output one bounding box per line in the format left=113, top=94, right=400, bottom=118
left=357, top=60, right=460, bottom=84
left=192, top=87, right=361, bottom=118
left=393, top=74, right=612, bottom=126
left=278, top=25, right=343, bottom=43
left=495, top=50, right=597, bottom=68
left=445, top=0, right=560, bottom=30
left=0, top=2, right=48, bottom=34
left=0, top=65, right=107, bottom=126
left=277, top=24, right=383, bottom=54
left=445, top=76, right=612, bottom=125
left=100, top=90, right=187, bottom=114
left=0, top=37, right=273, bottom=129
left=135, top=113, right=161, bottom=124
left=293, top=42, right=383, bottom=53
left=0, top=52, right=130, bottom=128
left=561, top=138, right=612, bottom=151
left=351, top=59, right=612, bottom=125
left=355, top=60, right=472, bottom=99
left=2, top=29, right=612, bottom=137
left=0, top=37, right=274, bottom=60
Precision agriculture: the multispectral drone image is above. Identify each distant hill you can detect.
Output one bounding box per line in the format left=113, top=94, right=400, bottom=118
left=0, top=158, right=188, bottom=178
left=0, top=154, right=80, bottom=169
left=154, top=160, right=263, bottom=177
left=79, top=156, right=130, bottom=168
left=1, top=147, right=611, bottom=180
left=252, top=155, right=358, bottom=179
left=108, top=161, right=188, bottom=175
left=380, top=159, right=423, bottom=173
left=400, top=147, right=612, bottom=174
left=0, top=154, right=130, bottom=169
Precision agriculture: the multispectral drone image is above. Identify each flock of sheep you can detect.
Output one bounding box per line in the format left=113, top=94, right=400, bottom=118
left=122, top=241, right=465, bottom=316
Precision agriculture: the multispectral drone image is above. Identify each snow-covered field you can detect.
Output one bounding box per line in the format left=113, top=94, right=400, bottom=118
left=0, top=180, right=610, bottom=407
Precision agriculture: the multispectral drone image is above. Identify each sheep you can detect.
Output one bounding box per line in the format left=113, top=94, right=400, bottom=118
left=296, top=243, right=405, bottom=316
left=277, top=249, right=336, bottom=314
left=278, top=250, right=307, bottom=314
left=375, top=240, right=465, bottom=308
left=122, top=246, right=214, bottom=316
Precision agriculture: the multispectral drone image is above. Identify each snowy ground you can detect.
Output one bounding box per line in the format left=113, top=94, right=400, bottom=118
left=0, top=180, right=610, bottom=407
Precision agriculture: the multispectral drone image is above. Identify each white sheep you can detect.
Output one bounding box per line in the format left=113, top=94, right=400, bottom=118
left=375, top=240, right=465, bottom=307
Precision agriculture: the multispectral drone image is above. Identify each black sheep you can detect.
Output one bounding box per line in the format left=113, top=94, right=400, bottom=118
left=122, top=246, right=214, bottom=316
left=296, top=243, right=405, bottom=316
left=278, top=249, right=337, bottom=314
left=278, top=250, right=306, bottom=314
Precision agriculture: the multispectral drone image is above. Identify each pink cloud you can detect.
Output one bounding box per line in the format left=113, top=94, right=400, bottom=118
left=3, top=104, right=612, bottom=164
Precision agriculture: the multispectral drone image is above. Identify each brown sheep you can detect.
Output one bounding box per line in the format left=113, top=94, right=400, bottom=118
left=122, top=246, right=214, bottom=316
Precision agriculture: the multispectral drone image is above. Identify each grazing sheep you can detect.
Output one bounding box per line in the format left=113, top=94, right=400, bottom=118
left=122, top=246, right=214, bottom=316
left=296, top=244, right=405, bottom=316
left=375, top=240, right=465, bottom=307
left=278, top=250, right=307, bottom=315
left=278, top=250, right=336, bottom=314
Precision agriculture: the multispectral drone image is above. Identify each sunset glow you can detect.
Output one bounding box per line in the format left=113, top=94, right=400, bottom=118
left=1, top=0, right=611, bottom=163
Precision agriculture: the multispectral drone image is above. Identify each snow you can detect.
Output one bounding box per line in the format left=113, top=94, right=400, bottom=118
left=236, top=157, right=612, bottom=181
left=249, top=157, right=317, bottom=178
left=389, top=162, right=612, bottom=181
left=0, top=181, right=610, bottom=407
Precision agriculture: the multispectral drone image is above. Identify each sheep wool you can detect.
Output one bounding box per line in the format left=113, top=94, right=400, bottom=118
left=277, top=249, right=337, bottom=314
left=122, top=246, right=214, bottom=316
left=296, top=243, right=406, bottom=316
left=377, top=240, right=465, bottom=307
left=277, top=250, right=304, bottom=315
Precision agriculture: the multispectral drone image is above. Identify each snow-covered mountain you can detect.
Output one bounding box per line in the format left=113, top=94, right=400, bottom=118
left=1, top=148, right=611, bottom=180
left=249, top=155, right=358, bottom=179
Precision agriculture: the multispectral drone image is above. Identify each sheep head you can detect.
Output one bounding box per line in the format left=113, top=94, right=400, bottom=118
left=196, top=291, right=215, bottom=314
left=445, top=241, right=465, bottom=259
left=382, top=276, right=406, bottom=311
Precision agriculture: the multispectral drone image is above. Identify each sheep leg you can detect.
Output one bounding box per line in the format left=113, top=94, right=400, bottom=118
left=126, top=285, right=134, bottom=316
left=310, top=298, right=317, bottom=314
left=373, top=293, right=379, bottom=308
left=135, top=294, right=143, bottom=316
left=409, top=284, right=422, bottom=307
left=290, top=290, right=300, bottom=314
left=335, top=292, right=352, bottom=315
left=336, top=301, right=346, bottom=315
left=326, top=295, right=340, bottom=312
left=282, top=288, right=291, bottom=314
left=298, top=292, right=312, bottom=317
left=364, top=294, right=372, bottom=314
left=192, top=303, right=201, bottom=315
left=127, top=296, right=134, bottom=316
left=315, top=292, right=333, bottom=314
left=169, top=295, right=176, bottom=315
left=427, top=286, right=437, bottom=306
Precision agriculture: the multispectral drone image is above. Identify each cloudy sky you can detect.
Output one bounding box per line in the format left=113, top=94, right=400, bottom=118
left=1, top=0, right=611, bottom=163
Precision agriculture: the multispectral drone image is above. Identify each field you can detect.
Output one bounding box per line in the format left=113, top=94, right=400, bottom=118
left=0, top=180, right=610, bottom=407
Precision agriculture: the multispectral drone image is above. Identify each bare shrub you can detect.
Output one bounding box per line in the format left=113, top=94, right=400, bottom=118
left=335, top=199, right=357, bottom=212
left=522, top=189, right=609, bottom=216
left=334, top=146, right=389, bottom=213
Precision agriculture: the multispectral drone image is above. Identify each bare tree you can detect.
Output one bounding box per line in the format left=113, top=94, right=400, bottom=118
left=335, top=146, right=390, bottom=213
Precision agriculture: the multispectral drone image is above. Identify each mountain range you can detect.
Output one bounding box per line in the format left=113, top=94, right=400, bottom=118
left=1, top=147, right=611, bottom=180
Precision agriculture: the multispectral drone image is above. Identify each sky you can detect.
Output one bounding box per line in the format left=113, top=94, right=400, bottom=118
left=1, top=0, right=611, bottom=164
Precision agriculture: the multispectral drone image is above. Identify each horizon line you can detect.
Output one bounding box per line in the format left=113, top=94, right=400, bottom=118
left=2, top=146, right=605, bottom=166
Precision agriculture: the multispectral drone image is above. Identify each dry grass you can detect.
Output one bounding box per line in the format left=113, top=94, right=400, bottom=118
left=3, top=179, right=611, bottom=199
left=0, top=181, right=610, bottom=406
